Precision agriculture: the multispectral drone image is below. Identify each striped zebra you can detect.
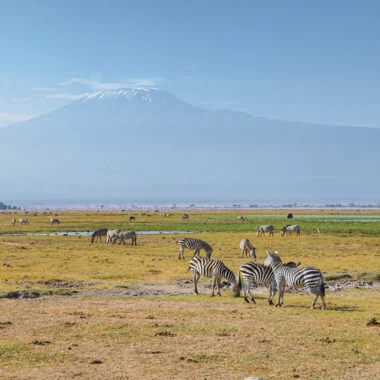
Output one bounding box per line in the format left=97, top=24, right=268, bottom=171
left=90, top=228, right=108, bottom=243
left=182, top=214, right=189, bottom=221
left=256, top=225, right=274, bottom=237
left=264, top=251, right=326, bottom=309
left=177, top=237, right=212, bottom=260
left=188, top=256, right=241, bottom=297
left=19, top=218, right=29, bottom=225
left=113, top=231, right=137, bottom=245
left=239, top=261, right=301, bottom=304
left=239, top=238, right=256, bottom=258
left=105, top=229, right=121, bottom=244
left=50, top=218, right=60, bottom=225
left=281, top=225, right=301, bottom=236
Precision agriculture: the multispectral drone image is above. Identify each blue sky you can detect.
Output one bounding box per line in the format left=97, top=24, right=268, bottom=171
left=1, top=0, right=379, bottom=128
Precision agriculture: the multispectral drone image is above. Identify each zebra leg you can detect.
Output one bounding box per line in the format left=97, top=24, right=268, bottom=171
left=311, top=291, right=319, bottom=310
left=243, top=283, right=250, bottom=303
left=178, top=247, right=184, bottom=260
left=268, top=280, right=277, bottom=306
left=276, top=282, right=285, bottom=307
left=193, top=272, right=200, bottom=295
left=216, top=278, right=221, bottom=296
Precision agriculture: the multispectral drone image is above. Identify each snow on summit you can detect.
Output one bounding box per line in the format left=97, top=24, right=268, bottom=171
left=80, top=88, right=161, bottom=103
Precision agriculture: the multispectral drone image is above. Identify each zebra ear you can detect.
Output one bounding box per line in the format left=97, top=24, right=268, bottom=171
left=274, top=250, right=278, bottom=254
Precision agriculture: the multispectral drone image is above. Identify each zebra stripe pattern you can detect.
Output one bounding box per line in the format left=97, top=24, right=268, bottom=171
left=188, top=256, right=240, bottom=297
left=239, top=261, right=300, bottom=304
left=177, top=237, right=212, bottom=260
left=113, top=231, right=137, bottom=245
left=91, top=228, right=108, bottom=243
left=239, top=238, right=256, bottom=258
left=106, top=229, right=121, bottom=244
left=256, top=225, right=274, bottom=237
left=281, top=225, right=301, bottom=236
left=264, top=251, right=326, bottom=309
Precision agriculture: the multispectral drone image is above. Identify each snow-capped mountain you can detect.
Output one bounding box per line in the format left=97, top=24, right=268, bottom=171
left=1, top=88, right=379, bottom=201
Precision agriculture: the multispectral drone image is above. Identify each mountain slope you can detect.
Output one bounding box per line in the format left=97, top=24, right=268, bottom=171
left=1, top=88, right=379, bottom=201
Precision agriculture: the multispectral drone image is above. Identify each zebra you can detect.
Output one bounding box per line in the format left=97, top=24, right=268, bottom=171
left=281, top=225, right=301, bottom=236
left=90, top=228, right=108, bottom=243
left=11, top=218, right=16, bottom=226
left=105, top=229, right=121, bottom=244
left=182, top=214, right=189, bottom=221
left=256, top=225, right=274, bottom=237
left=188, top=256, right=241, bottom=297
left=239, top=261, right=301, bottom=304
left=238, top=216, right=248, bottom=222
left=19, top=218, right=29, bottom=225
left=177, top=237, right=212, bottom=260
left=239, top=238, right=256, bottom=258
left=50, top=218, right=60, bottom=225
left=113, top=231, right=137, bottom=245
left=264, top=251, right=326, bottom=309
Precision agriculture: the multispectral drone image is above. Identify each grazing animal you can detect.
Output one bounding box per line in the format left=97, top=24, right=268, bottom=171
left=129, top=216, right=135, bottom=221
left=281, top=225, right=301, bottom=236
left=256, top=225, right=274, bottom=237
left=90, top=228, right=108, bottom=243
left=264, top=251, right=326, bottom=309
left=287, top=213, right=293, bottom=219
left=50, top=218, right=60, bottom=225
left=105, top=229, right=121, bottom=244
left=113, top=231, right=137, bottom=245
left=188, top=256, right=240, bottom=297
left=182, top=214, right=189, bottom=221
left=11, top=218, right=16, bottom=226
left=177, top=237, right=212, bottom=260
left=19, top=218, right=29, bottom=225
left=238, top=216, right=248, bottom=222
left=239, top=239, right=256, bottom=258
left=239, top=261, right=301, bottom=304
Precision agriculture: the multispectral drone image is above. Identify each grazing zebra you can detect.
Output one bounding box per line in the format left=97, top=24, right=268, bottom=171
left=177, top=237, right=212, bottom=260
left=105, top=229, right=121, bottom=244
left=238, top=216, right=248, bottom=222
left=188, top=256, right=240, bottom=297
left=11, top=218, right=16, bottom=226
left=50, top=218, right=60, bottom=225
left=129, top=216, right=135, bottom=221
left=113, top=231, right=137, bottom=245
left=239, top=238, right=256, bottom=258
left=239, top=261, right=301, bottom=304
left=264, top=251, right=326, bottom=309
left=90, top=228, right=108, bottom=243
left=19, top=218, right=29, bottom=225
left=256, top=225, right=274, bottom=237
left=281, top=225, right=301, bottom=236
left=182, top=214, right=189, bottom=221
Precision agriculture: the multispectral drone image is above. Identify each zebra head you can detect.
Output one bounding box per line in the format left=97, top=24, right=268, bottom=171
left=264, top=250, right=281, bottom=267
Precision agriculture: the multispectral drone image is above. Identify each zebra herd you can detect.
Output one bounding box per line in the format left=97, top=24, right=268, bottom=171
left=181, top=237, right=326, bottom=310
left=11, top=218, right=61, bottom=225
left=91, top=228, right=137, bottom=245
left=256, top=224, right=301, bottom=237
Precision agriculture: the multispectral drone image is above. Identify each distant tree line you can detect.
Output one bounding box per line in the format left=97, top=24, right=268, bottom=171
left=0, top=202, right=20, bottom=210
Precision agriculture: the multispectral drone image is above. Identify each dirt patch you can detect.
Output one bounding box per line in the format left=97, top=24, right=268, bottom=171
left=38, top=279, right=95, bottom=288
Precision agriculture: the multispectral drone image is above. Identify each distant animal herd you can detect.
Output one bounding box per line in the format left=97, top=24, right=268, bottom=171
left=9, top=212, right=326, bottom=309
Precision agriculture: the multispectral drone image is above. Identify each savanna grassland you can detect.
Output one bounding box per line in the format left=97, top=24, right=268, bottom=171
left=0, top=209, right=379, bottom=379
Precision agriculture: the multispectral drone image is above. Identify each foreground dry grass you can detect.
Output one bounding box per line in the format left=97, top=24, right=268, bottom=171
left=0, top=210, right=379, bottom=379
left=1, top=291, right=379, bottom=379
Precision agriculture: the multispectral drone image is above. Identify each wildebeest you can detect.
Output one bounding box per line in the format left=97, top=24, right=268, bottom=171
left=256, top=225, right=274, bottom=237
left=239, top=238, right=256, bottom=258
left=281, top=225, right=301, bottom=236
left=287, top=213, right=293, bottom=219
left=129, top=216, right=135, bottom=222
left=182, top=214, right=189, bottom=221
left=50, top=218, right=60, bottom=225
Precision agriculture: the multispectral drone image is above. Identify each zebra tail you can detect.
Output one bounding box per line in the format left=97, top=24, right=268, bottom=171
left=238, top=270, right=242, bottom=290
left=320, top=282, right=326, bottom=297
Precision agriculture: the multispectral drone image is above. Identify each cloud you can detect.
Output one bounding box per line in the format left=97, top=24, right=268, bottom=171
left=46, top=92, right=89, bottom=100
left=58, top=77, right=160, bottom=90
left=0, top=112, right=35, bottom=128
left=30, top=87, right=56, bottom=92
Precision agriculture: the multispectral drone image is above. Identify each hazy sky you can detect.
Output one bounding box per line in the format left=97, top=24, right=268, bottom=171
left=1, top=0, right=379, bottom=128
